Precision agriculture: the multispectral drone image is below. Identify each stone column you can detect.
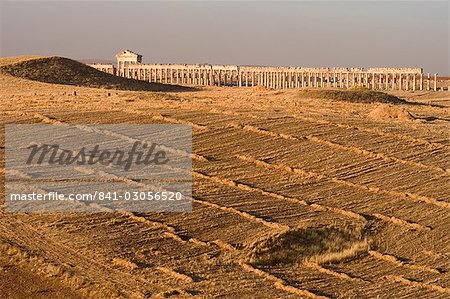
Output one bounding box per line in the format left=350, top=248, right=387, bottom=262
left=434, top=74, right=437, bottom=91
left=426, top=73, right=430, bottom=91
left=238, top=70, right=242, bottom=87
left=276, top=71, right=279, bottom=89
left=420, top=73, right=423, bottom=91
left=391, top=73, right=395, bottom=91
left=412, top=74, right=416, bottom=91
left=399, top=74, right=402, bottom=91
left=405, top=74, right=409, bottom=91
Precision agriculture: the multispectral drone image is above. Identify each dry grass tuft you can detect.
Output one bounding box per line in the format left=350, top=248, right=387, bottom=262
left=247, top=225, right=368, bottom=266
left=0, top=56, right=196, bottom=92
left=297, top=88, right=407, bottom=104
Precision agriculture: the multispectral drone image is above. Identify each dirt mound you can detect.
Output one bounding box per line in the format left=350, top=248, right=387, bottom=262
left=247, top=226, right=368, bottom=266
left=0, top=56, right=195, bottom=92
left=298, top=89, right=407, bottom=104
left=368, top=104, right=415, bottom=121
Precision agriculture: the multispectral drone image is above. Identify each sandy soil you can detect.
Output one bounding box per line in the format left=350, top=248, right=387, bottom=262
left=1, top=57, right=450, bottom=298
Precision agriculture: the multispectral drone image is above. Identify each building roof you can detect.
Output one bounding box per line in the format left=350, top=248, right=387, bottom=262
left=116, top=50, right=142, bottom=58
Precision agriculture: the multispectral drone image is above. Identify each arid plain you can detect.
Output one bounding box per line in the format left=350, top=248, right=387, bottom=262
left=1, top=56, right=449, bottom=298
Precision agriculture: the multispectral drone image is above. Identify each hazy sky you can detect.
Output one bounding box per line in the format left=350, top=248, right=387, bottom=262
left=1, top=1, right=449, bottom=75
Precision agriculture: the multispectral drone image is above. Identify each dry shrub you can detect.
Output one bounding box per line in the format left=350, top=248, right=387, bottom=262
left=247, top=225, right=368, bottom=266
left=0, top=56, right=196, bottom=92
left=297, top=88, right=407, bottom=104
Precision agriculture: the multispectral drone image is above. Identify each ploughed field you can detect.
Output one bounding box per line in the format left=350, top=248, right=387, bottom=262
left=1, top=56, right=450, bottom=298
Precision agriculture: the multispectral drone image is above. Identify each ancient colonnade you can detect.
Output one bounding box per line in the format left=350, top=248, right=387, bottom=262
left=88, top=61, right=444, bottom=91
left=119, top=65, right=439, bottom=91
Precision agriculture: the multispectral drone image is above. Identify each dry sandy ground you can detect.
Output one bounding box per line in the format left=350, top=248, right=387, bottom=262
left=1, top=57, right=450, bottom=298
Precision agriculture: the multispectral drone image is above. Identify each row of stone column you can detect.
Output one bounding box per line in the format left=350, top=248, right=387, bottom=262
left=122, top=67, right=440, bottom=91
left=124, top=68, right=242, bottom=87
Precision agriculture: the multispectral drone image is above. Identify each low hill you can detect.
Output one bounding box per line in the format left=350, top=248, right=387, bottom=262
left=297, top=89, right=407, bottom=104
left=0, top=56, right=195, bottom=92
